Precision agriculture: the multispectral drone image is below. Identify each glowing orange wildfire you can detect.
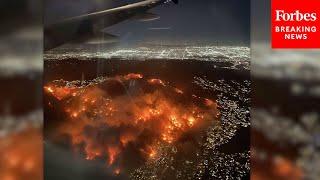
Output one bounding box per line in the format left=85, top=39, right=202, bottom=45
left=123, top=73, right=143, bottom=80
left=44, top=73, right=218, bottom=175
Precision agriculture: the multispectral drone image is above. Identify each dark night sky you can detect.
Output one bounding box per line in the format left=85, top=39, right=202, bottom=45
left=108, top=0, right=250, bottom=46
left=45, top=0, right=250, bottom=46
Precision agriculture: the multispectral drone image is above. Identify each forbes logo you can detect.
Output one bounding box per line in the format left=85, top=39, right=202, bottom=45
left=272, top=0, right=320, bottom=48
left=275, top=10, right=317, bottom=22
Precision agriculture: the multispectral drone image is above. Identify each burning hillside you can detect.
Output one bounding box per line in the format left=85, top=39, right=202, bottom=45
left=44, top=73, right=219, bottom=177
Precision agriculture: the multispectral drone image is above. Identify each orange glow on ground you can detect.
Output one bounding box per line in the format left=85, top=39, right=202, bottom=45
left=45, top=73, right=219, bottom=175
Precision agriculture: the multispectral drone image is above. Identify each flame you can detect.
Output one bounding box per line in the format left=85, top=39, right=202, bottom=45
left=45, top=73, right=218, bottom=175
left=187, top=116, right=196, bottom=126
left=44, top=84, right=77, bottom=100
left=107, top=146, right=120, bottom=166
left=174, top=88, right=184, bottom=94
left=45, top=86, right=53, bottom=93
left=114, top=168, right=121, bottom=175
left=147, top=79, right=166, bottom=86
left=124, top=73, right=143, bottom=80
left=140, top=145, right=158, bottom=159
left=85, top=145, right=102, bottom=160
left=149, top=149, right=157, bottom=158
left=204, top=98, right=215, bottom=107
left=120, top=133, right=136, bottom=146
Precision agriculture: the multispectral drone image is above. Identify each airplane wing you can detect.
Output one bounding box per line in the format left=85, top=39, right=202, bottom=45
left=44, top=0, right=178, bottom=50
left=45, top=0, right=176, bottom=50
left=53, top=0, right=163, bottom=26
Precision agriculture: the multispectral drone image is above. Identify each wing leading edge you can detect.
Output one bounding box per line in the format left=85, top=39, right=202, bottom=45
left=44, top=0, right=171, bottom=50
